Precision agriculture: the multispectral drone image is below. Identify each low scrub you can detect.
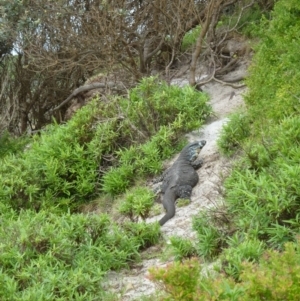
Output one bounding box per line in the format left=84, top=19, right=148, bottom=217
left=149, top=241, right=300, bottom=301
left=0, top=76, right=210, bottom=299
left=153, top=1, right=300, bottom=299
left=224, top=117, right=300, bottom=250
left=192, top=209, right=229, bottom=260
left=221, top=236, right=265, bottom=279
left=0, top=77, right=211, bottom=211
left=215, top=0, right=300, bottom=251
left=244, top=0, right=300, bottom=130
left=0, top=208, right=160, bottom=300
left=149, top=258, right=201, bottom=301
left=119, top=186, right=155, bottom=222
left=0, top=130, right=30, bottom=158
left=217, top=112, right=251, bottom=156
left=169, top=236, right=198, bottom=261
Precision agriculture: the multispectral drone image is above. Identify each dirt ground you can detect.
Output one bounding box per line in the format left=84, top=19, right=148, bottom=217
left=102, top=62, right=248, bottom=300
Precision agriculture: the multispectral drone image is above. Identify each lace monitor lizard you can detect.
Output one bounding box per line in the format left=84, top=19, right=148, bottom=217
left=156, top=140, right=206, bottom=226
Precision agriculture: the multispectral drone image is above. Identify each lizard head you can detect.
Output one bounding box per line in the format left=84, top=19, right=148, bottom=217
left=187, top=140, right=206, bottom=162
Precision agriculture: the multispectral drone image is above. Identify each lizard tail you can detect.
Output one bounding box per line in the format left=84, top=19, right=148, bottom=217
left=159, top=201, right=176, bottom=226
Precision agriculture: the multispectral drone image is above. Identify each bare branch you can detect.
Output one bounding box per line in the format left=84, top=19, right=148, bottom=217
left=52, top=82, right=123, bottom=112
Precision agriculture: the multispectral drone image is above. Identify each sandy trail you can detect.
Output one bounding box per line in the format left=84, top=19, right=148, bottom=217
left=102, top=65, right=247, bottom=300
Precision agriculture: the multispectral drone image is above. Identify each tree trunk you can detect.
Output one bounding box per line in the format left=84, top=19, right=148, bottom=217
left=189, top=0, right=222, bottom=87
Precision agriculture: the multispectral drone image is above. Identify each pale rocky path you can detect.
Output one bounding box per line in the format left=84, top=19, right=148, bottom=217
left=102, top=65, right=247, bottom=300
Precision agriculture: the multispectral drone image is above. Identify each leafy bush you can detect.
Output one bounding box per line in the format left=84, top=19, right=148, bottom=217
left=0, top=101, right=117, bottom=211
left=223, top=118, right=300, bottom=249
left=149, top=258, right=201, bottom=301
left=149, top=258, right=242, bottom=301
left=119, top=186, right=155, bottom=222
left=0, top=130, right=29, bottom=158
left=122, top=221, right=161, bottom=249
left=221, top=235, right=265, bottom=279
left=181, top=26, right=201, bottom=51
left=239, top=241, right=300, bottom=300
left=217, top=112, right=251, bottom=156
left=150, top=241, right=300, bottom=301
left=0, top=77, right=211, bottom=209
left=217, top=0, right=300, bottom=251
left=102, top=164, right=135, bottom=195
left=244, top=0, right=300, bottom=130
left=169, top=236, right=198, bottom=261
left=0, top=209, right=160, bottom=300
left=125, top=77, right=211, bottom=137
left=192, top=210, right=228, bottom=259
left=0, top=210, right=108, bottom=300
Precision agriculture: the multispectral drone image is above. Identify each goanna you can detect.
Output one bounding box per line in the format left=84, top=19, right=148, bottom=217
left=157, top=140, right=206, bottom=226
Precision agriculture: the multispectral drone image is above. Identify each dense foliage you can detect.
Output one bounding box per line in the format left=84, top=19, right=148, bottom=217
left=0, top=77, right=210, bottom=211
left=150, top=0, right=300, bottom=299
left=0, top=206, right=160, bottom=300
left=219, top=0, right=300, bottom=255
left=0, top=77, right=210, bottom=299
left=2, top=0, right=293, bottom=299
left=150, top=241, right=300, bottom=300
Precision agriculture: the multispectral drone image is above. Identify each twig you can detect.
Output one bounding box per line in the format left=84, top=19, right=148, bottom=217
left=212, top=76, right=246, bottom=88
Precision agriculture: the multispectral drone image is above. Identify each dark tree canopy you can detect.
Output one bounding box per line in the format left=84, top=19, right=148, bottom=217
left=0, top=0, right=274, bottom=134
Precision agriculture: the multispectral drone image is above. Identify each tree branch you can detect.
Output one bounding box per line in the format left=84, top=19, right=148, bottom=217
left=52, top=82, right=123, bottom=112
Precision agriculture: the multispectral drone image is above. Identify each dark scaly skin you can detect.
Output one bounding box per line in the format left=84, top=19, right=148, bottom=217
left=158, top=140, right=206, bottom=226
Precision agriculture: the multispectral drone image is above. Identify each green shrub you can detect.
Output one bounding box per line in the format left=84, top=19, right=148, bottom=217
left=102, top=164, right=135, bottom=195
left=244, top=0, right=300, bottom=130
left=0, top=131, right=29, bottom=158
left=0, top=101, right=115, bottom=211
left=149, top=242, right=300, bottom=301
left=137, top=141, right=162, bottom=175
left=217, top=112, right=251, bottom=156
left=221, top=235, right=265, bottom=279
left=149, top=258, right=201, bottom=301
left=117, top=145, right=141, bottom=166
left=242, top=139, right=274, bottom=171
left=239, top=241, right=300, bottom=300
left=224, top=118, right=300, bottom=249
left=125, top=77, right=211, bottom=137
left=181, top=26, right=201, bottom=51
left=122, top=221, right=161, bottom=249
left=192, top=211, right=226, bottom=259
left=0, top=77, right=211, bottom=209
left=149, top=258, right=241, bottom=301
left=0, top=210, right=108, bottom=300
left=119, top=186, right=155, bottom=221
left=0, top=209, right=160, bottom=300
left=169, top=236, right=198, bottom=261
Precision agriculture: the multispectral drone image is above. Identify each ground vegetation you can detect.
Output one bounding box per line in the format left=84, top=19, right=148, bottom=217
left=150, top=0, right=300, bottom=299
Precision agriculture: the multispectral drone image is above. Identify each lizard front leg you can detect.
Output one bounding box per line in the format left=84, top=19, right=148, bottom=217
left=176, top=185, right=193, bottom=199
left=191, top=158, right=204, bottom=170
